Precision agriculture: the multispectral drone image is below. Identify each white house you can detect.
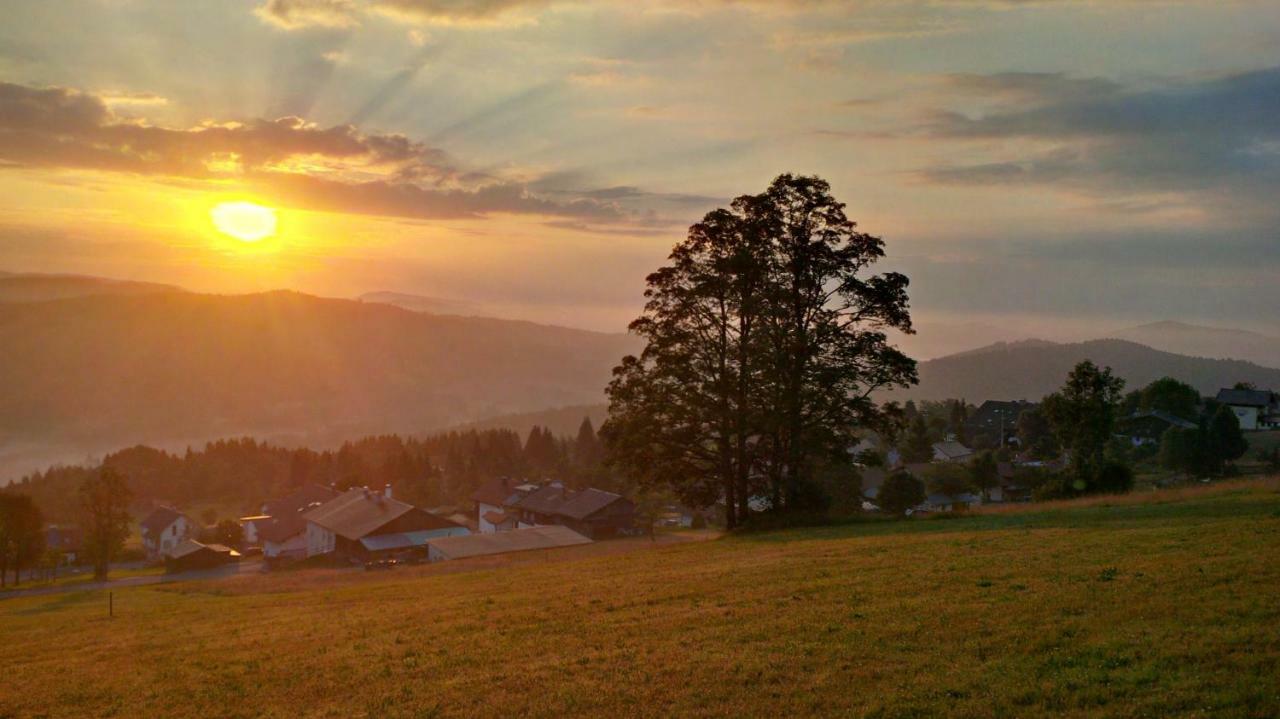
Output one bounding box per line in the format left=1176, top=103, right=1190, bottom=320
left=471, top=477, right=537, bottom=534
left=140, top=507, right=193, bottom=559
left=1216, top=387, right=1280, bottom=431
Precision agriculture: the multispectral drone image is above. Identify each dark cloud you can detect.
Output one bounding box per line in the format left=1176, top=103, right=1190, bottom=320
left=0, top=81, right=647, bottom=224
left=918, top=67, right=1280, bottom=200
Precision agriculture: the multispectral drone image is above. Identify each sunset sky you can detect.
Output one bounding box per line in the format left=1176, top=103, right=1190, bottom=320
left=1, top=0, right=1278, bottom=342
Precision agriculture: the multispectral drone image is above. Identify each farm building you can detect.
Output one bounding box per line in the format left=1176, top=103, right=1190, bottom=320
left=303, top=487, right=468, bottom=563
left=426, top=525, right=591, bottom=562
left=164, top=539, right=240, bottom=573
left=505, top=484, right=636, bottom=539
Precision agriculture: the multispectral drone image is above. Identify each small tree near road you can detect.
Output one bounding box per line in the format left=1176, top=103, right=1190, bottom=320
left=80, top=467, right=133, bottom=581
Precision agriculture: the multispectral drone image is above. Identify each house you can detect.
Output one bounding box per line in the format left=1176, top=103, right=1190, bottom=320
left=303, top=487, right=468, bottom=563
left=931, top=441, right=974, bottom=463
left=1215, top=388, right=1280, bottom=431
left=859, top=467, right=889, bottom=510
left=140, top=507, right=194, bottom=559
left=964, top=400, right=1034, bottom=446
left=255, top=484, right=341, bottom=560
left=426, top=525, right=592, bottom=562
left=164, top=539, right=240, bottom=573
left=1116, top=410, right=1198, bottom=446
left=43, top=525, right=83, bottom=565
left=472, top=477, right=535, bottom=533
left=505, top=483, right=636, bottom=539
left=237, top=515, right=272, bottom=546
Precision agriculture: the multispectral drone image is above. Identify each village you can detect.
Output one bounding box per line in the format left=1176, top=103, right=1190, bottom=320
left=16, top=382, right=1275, bottom=592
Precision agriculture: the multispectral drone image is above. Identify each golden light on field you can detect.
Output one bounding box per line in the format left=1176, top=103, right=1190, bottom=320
left=210, top=201, right=278, bottom=242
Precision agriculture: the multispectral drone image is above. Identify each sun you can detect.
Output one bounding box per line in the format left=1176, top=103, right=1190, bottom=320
left=210, top=201, right=278, bottom=242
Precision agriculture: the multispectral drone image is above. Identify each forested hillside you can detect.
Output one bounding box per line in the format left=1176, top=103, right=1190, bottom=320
left=0, top=290, right=639, bottom=478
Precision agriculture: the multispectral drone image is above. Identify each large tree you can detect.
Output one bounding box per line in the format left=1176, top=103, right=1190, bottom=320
left=79, top=467, right=133, bottom=581
left=602, top=174, right=917, bottom=526
left=1042, top=360, right=1126, bottom=491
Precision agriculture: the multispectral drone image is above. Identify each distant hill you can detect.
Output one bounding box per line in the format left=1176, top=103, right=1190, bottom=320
left=1108, top=321, right=1280, bottom=368
left=901, top=338, right=1280, bottom=402
left=358, top=291, right=481, bottom=317
left=0, top=271, right=180, bottom=303
left=0, top=290, right=640, bottom=479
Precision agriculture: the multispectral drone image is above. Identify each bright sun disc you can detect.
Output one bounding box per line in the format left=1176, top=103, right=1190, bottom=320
left=210, top=201, right=277, bottom=242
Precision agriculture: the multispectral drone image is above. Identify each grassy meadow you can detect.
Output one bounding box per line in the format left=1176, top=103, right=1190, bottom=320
left=3, top=480, right=1279, bottom=718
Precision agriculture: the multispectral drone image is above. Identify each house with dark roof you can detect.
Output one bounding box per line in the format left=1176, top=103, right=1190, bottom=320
left=964, top=400, right=1034, bottom=446
left=1116, top=410, right=1199, bottom=446
left=504, top=483, right=635, bottom=539
left=303, top=487, right=468, bottom=563
left=261, top=484, right=341, bottom=518
left=1215, top=387, right=1280, bottom=431
left=140, top=507, right=194, bottom=559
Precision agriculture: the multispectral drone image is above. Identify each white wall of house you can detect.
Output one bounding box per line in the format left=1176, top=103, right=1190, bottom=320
left=264, top=533, right=307, bottom=560
left=1229, top=405, right=1260, bottom=431
left=144, top=516, right=192, bottom=558
left=306, top=522, right=336, bottom=558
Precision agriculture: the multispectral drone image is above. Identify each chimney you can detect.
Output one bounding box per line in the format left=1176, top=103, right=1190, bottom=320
left=384, top=484, right=392, bottom=499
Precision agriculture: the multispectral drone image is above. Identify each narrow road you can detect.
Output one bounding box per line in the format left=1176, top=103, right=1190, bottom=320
left=0, top=558, right=266, bottom=600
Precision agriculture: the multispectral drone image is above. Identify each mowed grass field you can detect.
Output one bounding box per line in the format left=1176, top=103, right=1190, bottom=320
left=3, top=482, right=1280, bottom=718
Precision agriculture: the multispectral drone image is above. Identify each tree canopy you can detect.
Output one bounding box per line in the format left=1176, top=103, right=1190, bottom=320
left=602, top=174, right=917, bottom=526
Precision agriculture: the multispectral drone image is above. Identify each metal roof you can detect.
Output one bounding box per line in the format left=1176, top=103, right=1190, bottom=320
left=303, top=488, right=415, bottom=540
left=427, top=525, right=591, bottom=560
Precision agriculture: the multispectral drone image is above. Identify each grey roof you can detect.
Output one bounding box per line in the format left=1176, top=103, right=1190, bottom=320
left=557, top=489, right=629, bottom=520
left=932, top=441, right=974, bottom=460
left=471, top=477, right=515, bottom=507
left=303, top=488, right=415, bottom=540
left=1127, top=410, right=1199, bottom=430
left=427, top=525, right=591, bottom=560
left=358, top=528, right=468, bottom=552
left=141, top=507, right=185, bottom=537
left=506, top=485, right=629, bottom=520
left=1216, top=388, right=1276, bottom=407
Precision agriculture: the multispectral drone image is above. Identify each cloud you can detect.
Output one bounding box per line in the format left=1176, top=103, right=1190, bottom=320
left=254, top=0, right=362, bottom=29
left=0, top=81, right=656, bottom=224
left=915, top=67, right=1280, bottom=208
left=253, top=0, right=559, bottom=28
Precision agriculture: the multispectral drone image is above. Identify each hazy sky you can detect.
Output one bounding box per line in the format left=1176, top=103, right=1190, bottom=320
left=1, top=0, right=1278, bottom=344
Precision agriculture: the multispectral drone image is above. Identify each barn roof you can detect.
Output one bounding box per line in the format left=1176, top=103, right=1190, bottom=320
left=303, top=488, right=415, bottom=541
left=428, top=525, right=591, bottom=560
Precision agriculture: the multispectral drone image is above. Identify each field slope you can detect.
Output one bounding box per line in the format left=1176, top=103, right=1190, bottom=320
left=3, top=484, right=1279, bottom=718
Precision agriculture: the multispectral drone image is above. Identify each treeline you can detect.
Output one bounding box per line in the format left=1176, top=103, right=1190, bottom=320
left=9, top=420, right=612, bottom=523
